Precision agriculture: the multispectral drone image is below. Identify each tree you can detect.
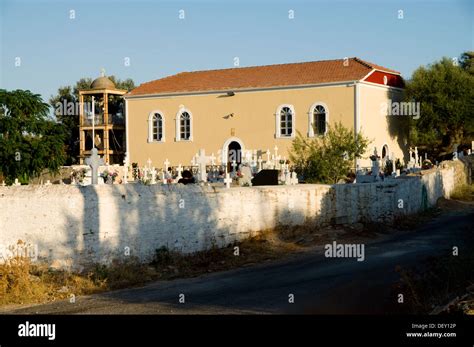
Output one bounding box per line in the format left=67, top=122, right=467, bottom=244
left=49, top=76, right=135, bottom=165
left=0, top=89, right=66, bottom=183
left=404, top=53, right=474, bottom=158
left=289, top=122, right=371, bottom=184
left=460, top=51, right=474, bottom=75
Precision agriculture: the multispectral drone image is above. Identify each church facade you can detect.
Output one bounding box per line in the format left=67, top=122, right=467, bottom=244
left=124, top=57, right=406, bottom=169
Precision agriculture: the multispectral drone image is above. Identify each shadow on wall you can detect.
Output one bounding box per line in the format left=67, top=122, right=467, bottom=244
left=59, top=184, right=336, bottom=268
left=384, top=89, right=410, bottom=164
left=2, top=159, right=465, bottom=270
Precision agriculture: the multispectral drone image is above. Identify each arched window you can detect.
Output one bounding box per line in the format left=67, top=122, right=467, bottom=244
left=275, top=104, right=295, bottom=138
left=308, top=102, right=329, bottom=137
left=175, top=108, right=193, bottom=141
left=148, top=111, right=165, bottom=142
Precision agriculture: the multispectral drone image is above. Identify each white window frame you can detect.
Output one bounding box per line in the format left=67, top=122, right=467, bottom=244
left=275, top=104, right=295, bottom=139
left=175, top=108, right=193, bottom=142
left=148, top=110, right=165, bottom=143
left=308, top=102, right=329, bottom=137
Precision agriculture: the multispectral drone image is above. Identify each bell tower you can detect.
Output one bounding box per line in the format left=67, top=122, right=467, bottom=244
left=79, top=71, right=127, bottom=164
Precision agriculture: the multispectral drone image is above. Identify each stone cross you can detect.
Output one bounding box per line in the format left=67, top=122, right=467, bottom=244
left=85, top=148, right=104, bottom=185
left=285, top=170, right=291, bottom=185
left=257, top=156, right=263, bottom=171
left=414, top=147, right=419, bottom=167
left=176, top=164, right=183, bottom=180
left=195, top=149, right=211, bottom=182
left=220, top=149, right=227, bottom=165
left=425, top=152, right=428, bottom=160
left=164, top=158, right=170, bottom=172
left=150, top=167, right=157, bottom=184
left=224, top=172, right=232, bottom=188
left=391, top=152, right=396, bottom=174
left=266, top=149, right=271, bottom=162
left=231, top=160, right=238, bottom=175
left=123, top=154, right=129, bottom=184
left=371, top=148, right=380, bottom=178
left=244, top=150, right=252, bottom=164
left=291, top=171, right=298, bottom=185
left=209, top=153, right=216, bottom=166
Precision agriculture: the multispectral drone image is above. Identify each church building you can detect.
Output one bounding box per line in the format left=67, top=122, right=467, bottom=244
left=123, top=57, right=406, bottom=169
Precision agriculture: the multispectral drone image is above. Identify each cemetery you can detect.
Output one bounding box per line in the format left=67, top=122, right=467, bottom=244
left=0, top=142, right=472, bottom=269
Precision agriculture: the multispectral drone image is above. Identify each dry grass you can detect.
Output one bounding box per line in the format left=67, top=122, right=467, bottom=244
left=394, top=238, right=474, bottom=314
left=0, top=233, right=303, bottom=307
left=0, top=256, right=105, bottom=306
left=450, top=184, right=474, bottom=201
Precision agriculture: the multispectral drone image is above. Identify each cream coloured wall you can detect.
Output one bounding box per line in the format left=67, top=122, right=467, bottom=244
left=126, top=84, right=355, bottom=167
left=358, top=83, right=407, bottom=168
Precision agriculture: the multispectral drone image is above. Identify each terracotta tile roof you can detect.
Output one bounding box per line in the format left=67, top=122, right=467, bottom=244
left=127, top=57, right=400, bottom=96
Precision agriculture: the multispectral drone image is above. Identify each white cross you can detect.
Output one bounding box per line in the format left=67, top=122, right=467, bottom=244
left=85, top=148, right=104, bottom=185
left=257, top=157, right=263, bottom=171
left=224, top=172, right=232, bottom=188
left=176, top=164, right=183, bottom=180
left=391, top=152, right=396, bottom=173
left=195, top=149, right=211, bottom=182
left=150, top=167, right=157, bottom=184
left=209, top=153, right=216, bottom=166
left=274, top=145, right=278, bottom=158
left=291, top=171, right=298, bottom=185
left=123, top=153, right=129, bottom=184
left=266, top=149, right=271, bottom=162
left=164, top=158, right=170, bottom=171
left=221, top=148, right=228, bottom=164
left=231, top=160, right=238, bottom=174
left=245, top=150, right=252, bottom=164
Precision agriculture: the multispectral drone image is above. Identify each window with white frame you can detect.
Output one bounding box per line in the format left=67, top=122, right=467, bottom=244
left=176, top=110, right=192, bottom=141
left=148, top=111, right=165, bottom=142
left=308, top=103, right=328, bottom=137
left=275, top=105, right=295, bottom=138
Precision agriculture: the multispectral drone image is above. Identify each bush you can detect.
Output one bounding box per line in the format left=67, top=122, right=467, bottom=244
left=289, top=122, right=371, bottom=184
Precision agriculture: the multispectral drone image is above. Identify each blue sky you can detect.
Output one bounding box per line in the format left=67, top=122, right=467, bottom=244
left=1, top=0, right=472, bottom=104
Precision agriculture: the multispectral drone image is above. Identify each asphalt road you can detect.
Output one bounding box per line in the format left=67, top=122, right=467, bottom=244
left=6, top=209, right=474, bottom=315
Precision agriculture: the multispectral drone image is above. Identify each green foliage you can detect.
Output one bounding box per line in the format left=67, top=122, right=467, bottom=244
left=405, top=53, right=474, bottom=157
left=49, top=76, right=135, bottom=165
left=289, top=122, right=371, bottom=184
left=0, top=89, right=66, bottom=183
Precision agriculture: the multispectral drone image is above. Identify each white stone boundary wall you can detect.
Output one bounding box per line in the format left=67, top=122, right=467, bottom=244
left=0, top=161, right=465, bottom=268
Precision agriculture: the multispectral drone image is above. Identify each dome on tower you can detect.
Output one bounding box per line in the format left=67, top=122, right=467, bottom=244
left=91, top=76, right=116, bottom=90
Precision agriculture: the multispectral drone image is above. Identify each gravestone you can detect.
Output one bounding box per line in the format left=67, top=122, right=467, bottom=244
left=195, top=149, right=211, bottom=182
left=85, top=148, right=104, bottom=185
left=252, top=169, right=279, bottom=186
left=176, top=164, right=183, bottom=181
left=224, top=172, right=232, bottom=188
left=239, top=164, right=252, bottom=186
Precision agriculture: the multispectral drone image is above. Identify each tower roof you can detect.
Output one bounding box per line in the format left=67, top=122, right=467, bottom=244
left=91, top=76, right=116, bottom=90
